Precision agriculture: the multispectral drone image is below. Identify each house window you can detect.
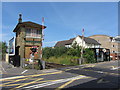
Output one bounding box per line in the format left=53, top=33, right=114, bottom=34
left=113, top=51, right=115, bottom=53
left=26, top=29, right=41, bottom=38
left=113, top=45, right=114, bottom=47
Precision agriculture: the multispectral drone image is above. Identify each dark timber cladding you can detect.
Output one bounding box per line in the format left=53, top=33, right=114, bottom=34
left=13, top=14, right=46, bottom=61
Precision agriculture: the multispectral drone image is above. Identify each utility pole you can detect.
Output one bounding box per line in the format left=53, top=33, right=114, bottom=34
left=80, top=28, right=84, bottom=64
left=40, top=17, right=44, bottom=59
left=40, top=17, right=45, bottom=69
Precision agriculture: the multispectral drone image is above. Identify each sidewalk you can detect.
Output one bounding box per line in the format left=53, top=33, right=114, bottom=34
left=0, top=61, right=61, bottom=76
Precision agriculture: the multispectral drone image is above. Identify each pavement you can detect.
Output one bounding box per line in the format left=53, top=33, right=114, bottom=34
left=0, top=60, right=120, bottom=90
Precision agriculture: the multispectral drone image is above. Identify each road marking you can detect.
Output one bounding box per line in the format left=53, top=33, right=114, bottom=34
left=65, top=69, right=71, bottom=71
left=82, top=68, right=119, bottom=76
left=97, top=78, right=109, bottom=83
left=1, top=78, right=29, bottom=86
left=2, top=83, right=22, bottom=87
left=96, top=71, right=104, bottom=74
left=1, top=65, right=7, bottom=73
left=21, top=70, right=28, bottom=74
left=111, top=66, right=120, bottom=70
left=56, top=76, right=91, bottom=90
left=0, top=76, right=25, bottom=81
left=0, top=71, right=63, bottom=81
left=56, top=79, right=75, bottom=90
left=72, top=68, right=79, bottom=70
left=13, top=78, right=44, bottom=89
left=2, top=79, right=60, bottom=87
left=85, top=65, right=95, bottom=68
left=23, top=75, right=91, bottom=89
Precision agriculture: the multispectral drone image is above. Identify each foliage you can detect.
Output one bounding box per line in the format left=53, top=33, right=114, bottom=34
left=0, top=42, right=7, bottom=60
left=83, top=48, right=96, bottom=63
left=43, top=45, right=96, bottom=65
left=43, top=47, right=68, bottom=59
left=67, top=45, right=81, bottom=57
left=43, top=47, right=54, bottom=59
left=44, top=55, right=79, bottom=65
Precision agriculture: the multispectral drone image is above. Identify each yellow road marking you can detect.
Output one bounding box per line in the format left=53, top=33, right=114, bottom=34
left=1, top=71, right=63, bottom=81
left=12, top=78, right=44, bottom=89
left=65, top=69, right=71, bottom=71
left=86, top=65, right=95, bottom=68
left=56, top=79, right=75, bottom=90
left=2, top=79, right=61, bottom=87
left=56, top=75, right=91, bottom=90
left=1, top=78, right=29, bottom=87
left=0, top=76, right=25, bottom=81
left=73, top=68, right=79, bottom=70
left=2, top=83, right=24, bottom=87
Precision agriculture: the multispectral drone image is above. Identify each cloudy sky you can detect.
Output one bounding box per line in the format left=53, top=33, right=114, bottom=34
left=2, top=2, right=118, bottom=47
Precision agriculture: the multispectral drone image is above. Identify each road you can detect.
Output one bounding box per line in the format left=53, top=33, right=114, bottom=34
left=0, top=60, right=120, bottom=90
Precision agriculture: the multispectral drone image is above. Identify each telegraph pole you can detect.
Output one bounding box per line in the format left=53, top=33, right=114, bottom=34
left=40, top=17, right=45, bottom=69
left=80, top=28, right=84, bottom=64
left=40, top=17, right=44, bottom=59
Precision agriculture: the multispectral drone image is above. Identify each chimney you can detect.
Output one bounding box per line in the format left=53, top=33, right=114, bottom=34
left=18, top=14, right=22, bottom=23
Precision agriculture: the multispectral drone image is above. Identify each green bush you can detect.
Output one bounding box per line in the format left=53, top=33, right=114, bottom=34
left=43, top=46, right=96, bottom=65
left=83, top=48, right=96, bottom=63
left=43, top=47, right=68, bottom=59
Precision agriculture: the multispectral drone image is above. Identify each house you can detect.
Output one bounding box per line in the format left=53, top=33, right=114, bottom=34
left=55, top=35, right=101, bottom=48
left=55, top=35, right=111, bottom=62
left=89, top=35, right=120, bottom=60
left=11, top=14, right=46, bottom=67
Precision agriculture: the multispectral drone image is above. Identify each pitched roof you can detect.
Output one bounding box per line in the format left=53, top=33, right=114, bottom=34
left=55, top=38, right=75, bottom=47
left=55, top=36, right=101, bottom=47
left=13, top=21, right=46, bottom=32
left=78, top=35, right=101, bottom=45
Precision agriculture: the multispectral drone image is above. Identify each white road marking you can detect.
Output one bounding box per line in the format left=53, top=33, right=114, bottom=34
left=24, top=75, right=88, bottom=89
left=96, top=71, right=104, bottom=74
left=0, top=65, right=7, bottom=73
left=21, top=70, right=28, bottom=74
left=111, top=66, right=120, bottom=70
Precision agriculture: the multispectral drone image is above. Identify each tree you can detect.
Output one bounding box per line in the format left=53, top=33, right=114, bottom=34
left=43, top=47, right=54, bottom=59
left=0, top=42, right=7, bottom=60
left=67, top=43, right=81, bottom=57
left=83, top=48, right=96, bottom=63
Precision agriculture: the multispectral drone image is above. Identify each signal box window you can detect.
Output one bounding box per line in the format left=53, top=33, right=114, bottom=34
left=26, top=29, right=41, bottom=38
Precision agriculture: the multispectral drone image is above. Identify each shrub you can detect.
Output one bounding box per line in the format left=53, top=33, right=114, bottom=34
left=83, top=48, right=96, bottom=63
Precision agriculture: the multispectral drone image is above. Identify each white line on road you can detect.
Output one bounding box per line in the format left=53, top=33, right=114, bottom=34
left=21, top=70, right=28, bottom=74
left=24, top=75, right=89, bottom=89
left=1, top=65, right=7, bottom=73
left=111, top=66, right=120, bottom=70
left=96, top=71, right=104, bottom=74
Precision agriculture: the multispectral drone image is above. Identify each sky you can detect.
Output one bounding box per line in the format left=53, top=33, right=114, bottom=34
left=2, top=2, right=118, bottom=47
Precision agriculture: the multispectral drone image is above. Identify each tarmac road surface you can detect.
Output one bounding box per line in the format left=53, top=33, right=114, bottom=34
left=0, top=60, right=119, bottom=90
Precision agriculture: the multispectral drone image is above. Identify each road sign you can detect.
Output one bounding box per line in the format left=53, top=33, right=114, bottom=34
left=96, top=49, right=99, bottom=53
left=103, top=49, right=106, bottom=53
left=8, top=37, right=15, bottom=56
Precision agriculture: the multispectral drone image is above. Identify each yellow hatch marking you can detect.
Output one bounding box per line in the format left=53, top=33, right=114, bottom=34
left=1, top=71, right=63, bottom=81
left=56, top=76, right=91, bottom=90
left=11, top=78, right=44, bottom=89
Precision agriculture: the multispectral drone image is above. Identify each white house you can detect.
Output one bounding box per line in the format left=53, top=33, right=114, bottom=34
left=55, top=35, right=101, bottom=48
